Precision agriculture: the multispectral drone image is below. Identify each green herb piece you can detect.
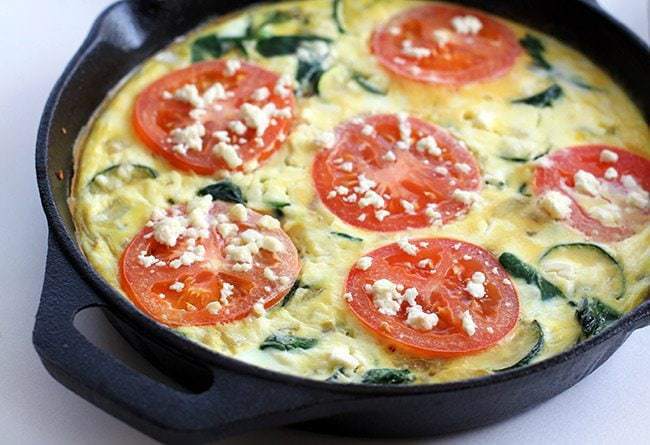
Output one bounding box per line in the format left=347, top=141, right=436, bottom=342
left=495, top=320, right=545, bottom=371
left=255, top=35, right=331, bottom=57
left=517, top=183, right=532, bottom=197
left=89, top=164, right=158, bottom=193
left=333, top=0, right=345, bottom=33
left=256, top=10, right=295, bottom=35
left=326, top=368, right=347, bottom=382
left=512, top=84, right=563, bottom=108
left=296, top=60, right=326, bottom=97
left=191, top=35, right=247, bottom=62
left=330, top=231, right=363, bottom=242
left=197, top=181, right=246, bottom=204
left=351, top=72, right=387, bottom=95
left=260, top=333, right=317, bottom=351
left=265, top=201, right=290, bottom=218
left=576, top=298, right=620, bottom=339
left=499, top=252, right=565, bottom=300
left=519, top=34, right=552, bottom=70
left=362, top=368, right=414, bottom=385
left=281, top=280, right=304, bottom=306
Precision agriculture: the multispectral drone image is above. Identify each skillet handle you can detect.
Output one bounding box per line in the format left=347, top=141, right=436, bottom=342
left=33, top=236, right=359, bottom=443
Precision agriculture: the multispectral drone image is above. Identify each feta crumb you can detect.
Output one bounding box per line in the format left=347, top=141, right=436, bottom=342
left=401, top=39, right=432, bottom=59
left=261, top=236, right=284, bottom=253
left=375, top=209, right=391, bottom=221
left=434, top=166, right=449, bottom=175
left=258, top=214, right=281, bottom=230
left=229, top=203, right=248, bottom=222
left=356, top=256, right=373, bottom=271
left=451, top=15, right=483, bottom=35
left=344, top=292, right=353, bottom=302
left=604, top=167, right=618, bottom=180
left=316, top=130, right=337, bottom=149
left=228, top=120, right=247, bottom=135
left=252, top=299, right=266, bottom=317
left=461, top=310, right=477, bottom=336
left=170, top=121, right=205, bottom=155
left=416, top=136, right=441, bottom=156
left=454, top=162, right=472, bottom=174
left=433, top=29, right=452, bottom=46
left=206, top=301, right=222, bottom=314
left=465, top=272, right=486, bottom=299
left=406, top=304, right=439, bottom=331
left=213, top=142, right=243, bottom=169
left=400, top=199, right=417, bottom=215
left=538, top=190, right=572, bottom=220
left=172, top=84, right=204, bottom=108
left=225, top=59, right=241, bottom=76
left=398, top=238, right=418, bottom=256
left=574, top=170, right=600, bottom=196
left=367, top=279, right=403, bottom=316
left=452, top=189, right=482, bottom=206
left=382, top=150, right=397, bottom=162
left=263, top=267, right=277, bottom=281
left=329, top=346, right=359, bottom=369
left=251, top=86, right=270, bottom=101
left=220, top=282, right=234, bottom=304
left=359, top=190, right=385, bottom=209
left=600, top=149, right=619, bottom=163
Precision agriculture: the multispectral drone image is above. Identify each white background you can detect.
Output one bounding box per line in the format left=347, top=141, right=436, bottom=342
left=0, top=1, right=648, bottom=444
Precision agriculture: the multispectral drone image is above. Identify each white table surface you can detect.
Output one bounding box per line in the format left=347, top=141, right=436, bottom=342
left=0, top=1, right=648, bottom=444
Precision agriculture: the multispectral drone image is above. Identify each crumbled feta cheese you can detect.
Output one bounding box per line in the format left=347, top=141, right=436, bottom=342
left=340, top=161, right=354, bottom=172
left=359, top=190, right=385, bottom=209
left=398, top=238, right=418, bottom=256
left=257, top=214, right=281, bottom=230
left=315, top=130, right=336, bottom=149
left=172, top=84, right=204, bottom=108
left=252, top=299, right=266, bottom=317
left=461, top=310, right=477, bottom=336
left=261, top=236, right=284, bottom=253
left=328, top=346, right=360, bottom=369
left=225, top=59, right=241, bottom=76
left=229, top=203, right=248, bottom=222
left=251, top=86, right=270, bottom=101
left=465, top=272, right=486, bottom=299
left=401, top=39, right=431, bottom=59
left=344, top=292, right=353, bottom=302
left=600, top=149, right=619, bottom=163
left=220, top=282, right=234, bottom=304
left=589, top=204, right=622, bottom=226
left=356, top=256, right=373, bottom=271
left=367, top=279, right=403, bottom=316
left=202, top=82, right=228, bottom=104
left=228, top=120, right=247, bottom=135
left=454, top=162, right=472, bottom=174
left=574, top=170, right=600, bottom=196
left=382, top=150, right=397, bottom=162
left=538, top=190, right=572, bottom=220
left=400, top=199, right=417, bottom=215
left=138, top=251, right=161, bottom=268
left=621, top=175, right=649, bottom=209
left=263, top=267, right=277, bottom=281
left=274, top=75, right=293, bottom=98
left=217, top=223, right=239, bottom=239
left=433, top=29, right=452, bottom=46
left=375, top=209, right=391, bottom=221
left=152, top=214, right=187, bottom=247
left=170, top=122, right=205, bottom=155
left=604, top=167, right=618, bottom=180
left=425, top=203, right=442, bottom=223
left=225, top=244, right=253, bottom=264
left=406, top=304, right=439, bottom=331
left=240, top=103, right=272, bottom=137
left=213, top=142, right=243, bottom=169
left=452, top=189, right=482, bottom=206
left=240, top=229, right=264, bottom=245
left=416, top=136, right=441, bottom=156
left=361, top=124, right=375, bottom=136
left=434, top=166, right=449, bottom=175
left=451, top=15, right=483, bottom=35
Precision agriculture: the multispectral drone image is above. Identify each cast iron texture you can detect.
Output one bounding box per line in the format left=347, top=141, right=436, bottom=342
left=34, top=0, right=649, bottom=443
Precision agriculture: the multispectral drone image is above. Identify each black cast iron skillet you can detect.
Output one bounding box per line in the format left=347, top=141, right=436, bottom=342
left=34, top=0, right=650, bottom=443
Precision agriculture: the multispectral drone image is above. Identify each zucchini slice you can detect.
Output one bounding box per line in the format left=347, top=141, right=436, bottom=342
left=494, top=320, right=544, bottom=371
left=89, top=163, right=157, bottom=193
left=332, top=0, right=345, bottom=33
left=539, top=243, right=626, bottom=305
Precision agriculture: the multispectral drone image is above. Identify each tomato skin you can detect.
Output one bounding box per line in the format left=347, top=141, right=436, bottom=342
left=119, top=201, right=300, bottom=327
left=345, top=238, right=519, bottom=358
left=133, top=60, right=295, bottom=176
left=312, top=114, right=481, bottom=232
left=371, top=4, right=521, bottom=85
left=534, top=145, right=650, bottom=242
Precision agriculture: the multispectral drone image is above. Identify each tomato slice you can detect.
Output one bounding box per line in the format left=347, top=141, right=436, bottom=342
left=371, top=4, right=521, bottom=85
left=119, top=201, right=300, bottom=326
left=133, top=60, right=295, bottom=175
left=346, top=238, right=519, bottom=357
left=534, top=145, right=650, bottom=242
left=312, top=114, right=481, bottom=232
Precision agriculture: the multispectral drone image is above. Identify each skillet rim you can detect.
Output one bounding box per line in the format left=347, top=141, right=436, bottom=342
left=35, top=0, right=650, bottom=396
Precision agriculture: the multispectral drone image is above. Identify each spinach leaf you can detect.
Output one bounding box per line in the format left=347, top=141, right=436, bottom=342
left=281, top=280, right=305, bottom=306
left=576, top=298, right=620, bottom=339
left=296, top=60, right=325, bottom=97
left=191, top=35, right=247, bottom=62
left=255, top=35, right=331, bottom=57
left=519, top=34, right=552, bottom=70
left=330, top=231, right=364, bottom=242
left=512, top=84, right=563, bottom=108
left=351, top=72, right=387, bottom=95
left=266, top=201, right=291, bottom=218
left=332, top=0, right=346, bottom=33
left=499, top=252, right=565, bottom=300
left=362, top=368, right=414, bottom=385
left=197, top=181, right=246, bottom=204
left=517, top=183, right=532, bottom=197
left=260, top=333, right=317, bottom=351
